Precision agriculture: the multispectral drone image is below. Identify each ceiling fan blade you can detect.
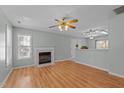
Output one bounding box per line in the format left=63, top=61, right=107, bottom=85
left=62, top=16, right=70, bottom=20
left=49, top=25, right=58, bottom=28
left=67, top=25, right=76, bottom=29
left=62, top=17, right=66, bottom=20
left=67, top=19, right=79, bottom=23
left=54, top=19, right=59, bottom=21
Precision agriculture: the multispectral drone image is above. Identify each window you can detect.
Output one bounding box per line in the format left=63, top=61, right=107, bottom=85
left=17, top=34, right=32, bottom=59
left=96, top=40, right=108, bottom=49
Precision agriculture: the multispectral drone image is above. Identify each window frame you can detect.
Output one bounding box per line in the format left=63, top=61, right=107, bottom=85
left=95, top=39, right=109, bottom=50
left=17, top=34, right=32, bottom=60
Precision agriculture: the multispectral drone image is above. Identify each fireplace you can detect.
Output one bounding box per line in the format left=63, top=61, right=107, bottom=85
left=34, top=47, right=54, bottom=67
left=39, top=52, right=51, bottom=64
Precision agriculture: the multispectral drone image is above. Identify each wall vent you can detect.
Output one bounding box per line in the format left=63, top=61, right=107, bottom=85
left=113, top=6, right=124, bottom=15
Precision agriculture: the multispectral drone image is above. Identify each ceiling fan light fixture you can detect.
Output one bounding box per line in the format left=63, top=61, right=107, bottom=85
left=58, top=26, right=63, bottom=31
left=65, top=25, right=68, bottom=31
left=49, top=16, right=79, bottom=31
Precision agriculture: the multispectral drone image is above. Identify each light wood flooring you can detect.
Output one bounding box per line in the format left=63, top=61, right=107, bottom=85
left=3, top=60, right=124, bottom=88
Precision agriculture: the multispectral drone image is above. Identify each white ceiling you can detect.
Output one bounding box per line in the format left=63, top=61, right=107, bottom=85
left=0, top=5, right=120, bottom=37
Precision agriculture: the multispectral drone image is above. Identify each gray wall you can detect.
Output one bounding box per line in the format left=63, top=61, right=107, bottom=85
left=108, top=13, right=124, bottom=76
left=75, top=50, right=109, bottom=70
left=0, top=9, right=13, bottom=84
left=75, top=13, right=124, bottom=76
left=13, top=27, right=72, bottom=67
left=75, top=36, right=109, bottom=70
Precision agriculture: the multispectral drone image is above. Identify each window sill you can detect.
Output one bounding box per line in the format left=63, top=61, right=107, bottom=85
left=17, top=57, right=31, bottom=60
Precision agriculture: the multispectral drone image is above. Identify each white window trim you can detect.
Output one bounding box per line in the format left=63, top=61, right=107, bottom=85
left=17, top=34, right=32, bottom=60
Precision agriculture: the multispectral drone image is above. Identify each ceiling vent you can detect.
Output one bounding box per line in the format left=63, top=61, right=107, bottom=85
left=113, top=6, right=124, bottom=15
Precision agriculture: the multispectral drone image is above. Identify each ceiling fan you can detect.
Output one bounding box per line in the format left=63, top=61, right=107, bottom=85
left=49, top=17, right=79, bottom=31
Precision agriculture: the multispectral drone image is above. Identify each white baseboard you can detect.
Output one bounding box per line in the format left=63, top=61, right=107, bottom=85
left=55, top=58, right=73, bottom=63
left=14, top=64, right=35, bottom=69
left=0, top=68, right=13, bottom=88
left=14, top=58, right=72, bottom=69
left=73, top=59, right=109, bottom=72
left=55, top=58, right=124, bottom=79
left=109, top=72, right=124, bottom=78
left=73, top=59, right=124, bottom=79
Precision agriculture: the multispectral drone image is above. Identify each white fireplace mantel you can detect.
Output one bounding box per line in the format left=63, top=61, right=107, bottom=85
left=34, top=47, right=54, bottom=67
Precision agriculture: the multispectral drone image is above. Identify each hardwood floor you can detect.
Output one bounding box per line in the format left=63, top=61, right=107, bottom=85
left=3, top=60, right=124, bottom=88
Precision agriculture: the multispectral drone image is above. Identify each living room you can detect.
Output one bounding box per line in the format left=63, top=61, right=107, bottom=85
left=0, top=5, right=124, bottom=88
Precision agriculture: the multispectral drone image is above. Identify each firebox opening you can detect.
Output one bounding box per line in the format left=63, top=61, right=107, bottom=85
left=39, top=52, right=51, bottom=64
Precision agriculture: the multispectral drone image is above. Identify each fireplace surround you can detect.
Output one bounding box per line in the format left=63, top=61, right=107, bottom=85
left=34, top=47, right=54, bottom=67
